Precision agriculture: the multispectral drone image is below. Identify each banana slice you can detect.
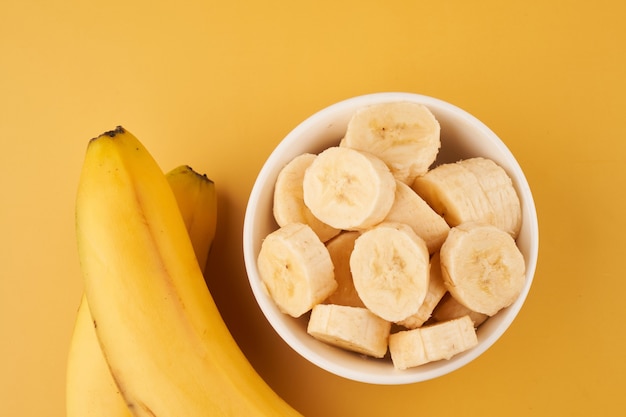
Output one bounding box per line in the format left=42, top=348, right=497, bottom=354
left=462, top=157, right=522, bottom=238
left=302, top=146, right=396, bottom=230
left=384, top=180, right=450, bottom=254
left=439, top=222, right=526, bottom=317
left=273, top=153, right=341, bottom=242
left=397, top=252, right=447, bottom=329
left=342, top=101, right=441, bottom=184
left=307, top=304, right=391, bottom=358
left=257, top=222, right=337, bottom=318
left=323, top=231, right=366, bottom=308
left=389, top=315, right=478, bottom=370
left=411, top=157, right=522, bottom=238
left=350, top=222, right=430, bottom=322
left=431, top=292, right=489, bottom=328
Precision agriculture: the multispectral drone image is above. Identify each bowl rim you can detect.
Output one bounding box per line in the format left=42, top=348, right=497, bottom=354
left=243, top=92, right=539, bottom=384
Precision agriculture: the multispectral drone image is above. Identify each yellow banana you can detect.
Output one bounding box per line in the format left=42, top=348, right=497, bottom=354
left=66, top=164, right=218, bottom=417
left=165, top=165, right=217, bottom=273
left=66, top=295, right=132, bottom=417
left=75, top=126, right=301, bottom=416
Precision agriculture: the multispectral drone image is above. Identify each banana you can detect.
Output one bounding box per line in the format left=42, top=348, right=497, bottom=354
left=389, top=315, right=478, bottom=370
left=302, top=146, right=396, bottom=231
left=257, top=222, right=337, bottom=318
left=431, top=292, right=489, bottom=327
left=411, top=157, right=522, bottom=238
left=349, top=222, right=430, bottom=323
left=341, top=101, right=441, bottom=184
left=66, top=295, right=132, bottom=417
left=307, top=304, right=391, bottom=358
left=165, top=164, right=217, bottom=272
left=384, top=180, right=450, bottom=254
left=397, top=252, right=447, bottom=329
left=75, top=126, right=302, bottom=416
left=439, top=222, right=526, bottom=317
left=66, top=163, right=218, bottom=417
left=273, top=153, right=341, bottom=242
left=323, top=231, right=366, bottom=308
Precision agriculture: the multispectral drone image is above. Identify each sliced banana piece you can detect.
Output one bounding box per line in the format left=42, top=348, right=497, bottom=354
left=389, top=315, right=478, bottom=370
left=431, top=292, right=489, bottom=327
left=257, top=222, right=337, bottom=318
left=302, top=146, right=396, bottom=230
left=384, top=180, right=450, bottom=254
left=307, top=304, right=391, bottom=358
left=342, top=101, right=441, bottom=184
left=411, top=157, right=522, bottom=238
left=461, top=157, right=522, bottom=238
left=273, top=153, right=341, bottom=242
left=397, top=252, right=447, bottom=329
left=350, top=222, right=430, bottom=323
left=439, top=222, right=525, bottom=317
left=323, top=231, right=366, bottom=308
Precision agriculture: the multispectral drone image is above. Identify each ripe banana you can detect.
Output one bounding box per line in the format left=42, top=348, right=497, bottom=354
left=257, top=222, right=337, bottom=318
left=273, top=153, right=341, bottom=242
left=349, top=222, right=430, bottom=323
left=66, top=295, right=132, bottom=417
left=165, top=164, right=217, bottom=272
left=302, top=146, right=396, bottom=230
left=66, top=164, right=218, bottom=417
left=75, top=127, right=301, bottom=416
left=307, top=304, right=391, bottom=359
left=439, top=222, right=526, bottom=316
left=397, top=252, right=447, bottom=329
left=384, top=180, right=450, bottom=254
left=389, top=315, right=478, bottom=370
left=412, top=157, right=522, bottom=238
left=342, top=101, right=441, bottom=184
left=323, top=231, right=365, bottom=308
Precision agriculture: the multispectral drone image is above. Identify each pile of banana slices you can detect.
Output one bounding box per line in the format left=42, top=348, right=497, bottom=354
left=257, top=102, right=525, bottom=370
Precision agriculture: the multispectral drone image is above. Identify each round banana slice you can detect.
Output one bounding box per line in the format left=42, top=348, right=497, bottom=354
left=412, top=157, right=522, bottom=238
left=342, top=101, right=441, bottom=184
left=439, top=222, right=526, bottom=316
left=273, top=153, right=341, bottom=242
left=302, top=146, right=396, bottom=231
left=389, top=315, right=478, bottom=370
left=384, top=180, right=450, bottom=254
left=323, top=231, right=366, bottom=308
left=257, top=223, right=337, bottom=318
left=307, top=304, right=391, bottom=358
left=350, top=222, right=430, bottom=323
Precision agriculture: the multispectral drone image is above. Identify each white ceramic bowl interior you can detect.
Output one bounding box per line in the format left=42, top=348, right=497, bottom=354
left=243, top=92, right=539, bottom=385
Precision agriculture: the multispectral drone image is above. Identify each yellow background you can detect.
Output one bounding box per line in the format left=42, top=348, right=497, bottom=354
left=2, top=0, right=625, bottom=415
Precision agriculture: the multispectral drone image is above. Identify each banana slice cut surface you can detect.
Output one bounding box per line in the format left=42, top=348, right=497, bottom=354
left=440, top=222, right=526, bottom=316
left=342, top=101, right=441, bottom=184
left=350, top=223, right=430, bottom=323
left=257, top=223, right=337, bottom=318
left=302, top=146, right=396, bottom=231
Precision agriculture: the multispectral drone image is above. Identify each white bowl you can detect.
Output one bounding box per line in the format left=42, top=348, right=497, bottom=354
left=243, top=92, right=539, bottom=385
